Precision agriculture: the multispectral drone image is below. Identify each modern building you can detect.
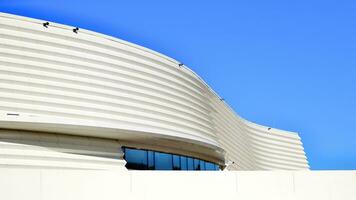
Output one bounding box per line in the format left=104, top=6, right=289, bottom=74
left=0, top=13, right=354, bottom=200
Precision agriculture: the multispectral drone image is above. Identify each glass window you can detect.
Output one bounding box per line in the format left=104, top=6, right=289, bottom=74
left=205, top=162, right=216, bottom=171
left=215, top=164, right=220, bottom=170
left=194, top=158, right=201, bottom=170
left=187, top=157, right=194, bottom=170
left=124, top=148, right=148, bottom=170
left=180, top=156, right=188, bottom=170
left=155, top=152, right=173, bottom=170
left=148, top=151, right=155, bottom=170
left=122, top=147, right=219, bottom=171
left=173, top=155, right=181, bottom=170
left=200, top=160, right=206, bottom=170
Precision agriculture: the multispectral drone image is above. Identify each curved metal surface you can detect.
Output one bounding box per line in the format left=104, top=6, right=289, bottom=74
left=0, top=13, right=309, bottom=170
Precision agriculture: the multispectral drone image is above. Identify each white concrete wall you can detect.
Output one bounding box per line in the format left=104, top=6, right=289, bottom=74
left=0, top=168, right=354, bottom=200
left=0, top=12, right=308, bottom=170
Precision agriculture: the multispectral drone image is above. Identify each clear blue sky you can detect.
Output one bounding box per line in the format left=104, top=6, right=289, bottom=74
left=1, top=0, right=355, bottom=170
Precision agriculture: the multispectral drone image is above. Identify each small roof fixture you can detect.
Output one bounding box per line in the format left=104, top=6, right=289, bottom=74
left=73, top=27, right=79, bottom=33
left=225, top=161, right=236, bottom=170
left=178, top=63, right=184, bottom=67
left=7, top=113, right=19, bottom=116
left=43, top=22, right=49, bottom=28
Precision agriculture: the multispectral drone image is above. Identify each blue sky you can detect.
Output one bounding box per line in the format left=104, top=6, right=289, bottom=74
left=1, top=0, right=355, bottom=170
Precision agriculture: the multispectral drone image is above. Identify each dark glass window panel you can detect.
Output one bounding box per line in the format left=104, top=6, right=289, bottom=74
left=180, top=156, right=188, bottom=170
left=200, top=160, right=206, bottom=170
left=124, top=148, right=148, bottom=170
left=215, top=164, right=220, bottom=170
left=123, top=147, right=219, bottom=171
left=194, top=158, right=201, bottom=170
left=155, top=152, right=173, bottom=170
left=205, top=162, right=216, bottom=171
left=173, top=155, right=181, bottom=170
left=148, top=151, right=155, bottom=170
left=187, top=157, right=194, bottom=170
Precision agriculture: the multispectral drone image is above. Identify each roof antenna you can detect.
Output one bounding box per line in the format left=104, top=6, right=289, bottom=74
left=73, top=27, right=79, bottom=34
left=43, top=22, right=49, bottom=28
left=178, top=63, right=184, bottom=67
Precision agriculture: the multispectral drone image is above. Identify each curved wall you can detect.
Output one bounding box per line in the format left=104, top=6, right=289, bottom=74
left=0, top=13, right=309, bottom=170
left=0, top=129, right=126, bottom=170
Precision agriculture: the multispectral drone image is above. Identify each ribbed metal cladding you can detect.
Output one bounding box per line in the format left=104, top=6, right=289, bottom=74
left=210, top=95, right=309, bottom=170
left=0, top=13, right=309, bottom=170
left=0, top=129, right=126, bottom=170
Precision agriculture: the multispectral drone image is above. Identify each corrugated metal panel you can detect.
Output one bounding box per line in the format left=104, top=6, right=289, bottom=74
left=0, top=129, right=125, bottom=170
left=0, top=12, right=309, bottom=170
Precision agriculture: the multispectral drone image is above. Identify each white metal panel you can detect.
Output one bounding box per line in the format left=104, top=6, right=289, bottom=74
left=0, top=129, right=126, bottom=170
left=0, top=12, right=309, bottom=170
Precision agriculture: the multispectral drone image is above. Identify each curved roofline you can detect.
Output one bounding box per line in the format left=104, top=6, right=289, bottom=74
left=0, top=12, right=298, bottom=136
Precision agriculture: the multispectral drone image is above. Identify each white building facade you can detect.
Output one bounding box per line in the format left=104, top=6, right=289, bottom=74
left=0, top=13, right=355, bottom=200
left=0, top=12, right=308, bottom=170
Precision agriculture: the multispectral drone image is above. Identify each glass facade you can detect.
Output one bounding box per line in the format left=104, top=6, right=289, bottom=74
left=123, top=147, right=220, bottom=171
